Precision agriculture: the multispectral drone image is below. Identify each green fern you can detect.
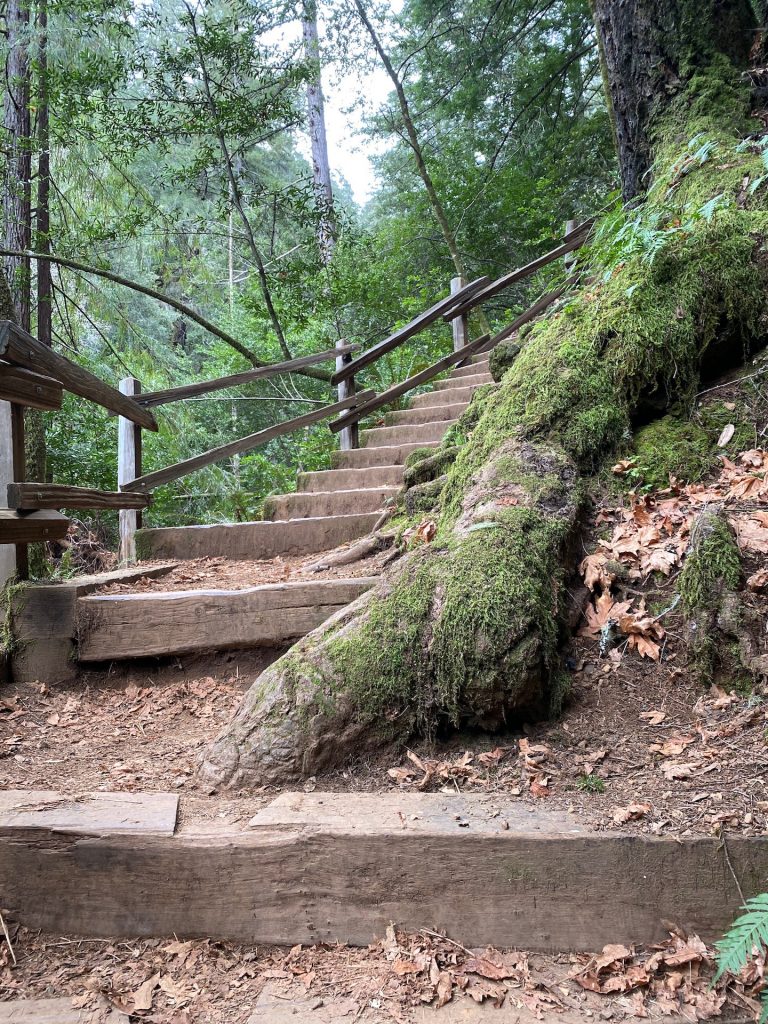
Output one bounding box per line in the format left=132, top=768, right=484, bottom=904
left=715, top=892, right=768, bottom=1021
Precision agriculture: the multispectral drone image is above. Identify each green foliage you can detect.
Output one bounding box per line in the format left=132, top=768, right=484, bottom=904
left=576, top=773, right=605, bottom=793
left=716, top=893, right=768, bottom=1022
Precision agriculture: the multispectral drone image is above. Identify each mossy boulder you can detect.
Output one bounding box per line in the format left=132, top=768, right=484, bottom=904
left=489, top=340, right=521, bottom=381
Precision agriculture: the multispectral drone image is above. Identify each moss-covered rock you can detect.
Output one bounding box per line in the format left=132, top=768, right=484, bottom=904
left=403, top=446, right=459, bottom=488
left=404, top=475, right=446, bottom=516
left=489, top=340, right=521, bottom=381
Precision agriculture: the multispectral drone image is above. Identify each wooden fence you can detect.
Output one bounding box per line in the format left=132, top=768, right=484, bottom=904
left=0, top=216, right=592, bottom=577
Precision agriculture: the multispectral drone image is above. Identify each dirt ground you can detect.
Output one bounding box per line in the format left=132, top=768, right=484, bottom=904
left=94, top=545, right=395, bottom=594
left=1, top=923, right=763, bottom=1022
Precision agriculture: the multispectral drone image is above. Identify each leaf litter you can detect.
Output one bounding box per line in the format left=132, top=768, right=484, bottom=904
left=2, top=923, right=762, bottom=1022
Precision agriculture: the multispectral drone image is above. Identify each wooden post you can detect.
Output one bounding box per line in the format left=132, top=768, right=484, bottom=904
left=564, top=219, right=578, bottom=274
left=0, top=402, right=16, bottom=589
left=335, top=339, right=358, bottom=451
left=11, top=404, right=28, bottom=579
left=118, top=378, right=142, bottom=564
left=450, top=276, right=469, bottom=353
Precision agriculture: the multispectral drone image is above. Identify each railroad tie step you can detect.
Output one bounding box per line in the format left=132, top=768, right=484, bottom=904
left=297, top=465, right=404, bottom=492
left=362, top=420, right=455, bottom=447
left=331, top=441, right=439, bottom=470
left=433, top=372, right=493, bottom=390
left=384, top=401, right=469, bottom=427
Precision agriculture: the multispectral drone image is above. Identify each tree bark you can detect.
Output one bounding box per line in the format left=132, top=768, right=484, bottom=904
left=3, top=0, right=32, bottom=331
left=200, top=0, right=765, bottom=789
left=591, top=0, right=756, bottom=199
left=302, top=0, right=335, bottom=262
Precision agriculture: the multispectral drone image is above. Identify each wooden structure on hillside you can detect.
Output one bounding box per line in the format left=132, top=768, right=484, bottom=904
left=0, top=216, right=593, bottom=583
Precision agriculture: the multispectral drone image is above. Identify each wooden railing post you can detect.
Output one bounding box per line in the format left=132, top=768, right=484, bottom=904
left=118, top=377, right=142, bottom=564
left=336, top=339, right=358, bottom=451
left=564, top=218, right=578, bottom=274
left=450, top=276, right=469, bottom=352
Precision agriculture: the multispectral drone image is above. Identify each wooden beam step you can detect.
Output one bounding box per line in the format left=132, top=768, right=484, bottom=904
left=0, top=509, right=69, bottom=545
left=0, top=363, right=62, bottom=410
left=76, top=578, right=378, bottom=660
left=8, top=483, right=151, bottom=511
left=1, top=790, right=766, bottom=949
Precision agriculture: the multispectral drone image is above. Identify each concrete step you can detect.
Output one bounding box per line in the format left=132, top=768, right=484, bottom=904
left=263, top=486, right=399, bottom=521
left=451, top=358, right=490, bottom=379
left=362, top=420, right=453, bottom=447
left=331, top=441, right=439, bottom=469
left=77, top=578, right=377, bottom=660
left=433, top=372, right=492, bottom=390
left=298, top=465, right=404, bottom=492
left=136, top=514, right=380, bottom=561
left=409, top=383, right=482, bottom=409
left=384, top=401, right=468, bottom=426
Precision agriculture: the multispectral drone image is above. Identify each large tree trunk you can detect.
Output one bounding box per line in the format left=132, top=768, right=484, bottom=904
left=592, top=0, right=756, bottom=199
left=302, top=0, right=335, bottom=262
left=3, top=0, right=32, bottom=329
left=201, top=0, right=764, bottom=789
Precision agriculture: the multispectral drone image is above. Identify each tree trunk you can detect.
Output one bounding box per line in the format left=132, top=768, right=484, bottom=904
left=200, top=0, right=765, bottom=789
left=591, top=0, right=756, bottom=199
left=302, top=0, right=335, bottom=262
left=3, top=0, right=32, bottom=330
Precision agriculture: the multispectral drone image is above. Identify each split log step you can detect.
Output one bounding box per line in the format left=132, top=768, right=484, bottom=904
left=1, top=790, right=764, bottom=949
left=331, top=442, right=440, bottom=470
left=0, top=509, right=69, bottom=545
left=361, top=420, right=451, bottom=447
left=0, top=363, right=62, bottom=410
left=297, top=466, right=405, bottom=492
left=262, top=487, right=399, bottom=521
left=7, top=483, right=151, bottom=511
left=76, top=578, right=377, bottom=659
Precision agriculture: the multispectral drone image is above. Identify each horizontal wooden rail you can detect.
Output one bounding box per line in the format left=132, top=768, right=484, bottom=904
left=136, top=344, right=358, bottom=408
left=330, top=277, right=490, bottom=388
left=444, top=217, right=594, bottom=321
left=122, top=388, right=376, bottom=493
left=329, top=334, right=491, bottom=434
left=8, top=483, right=151, bottom=511
left=0, top=364, right=62, bottom=410
left=0, top=321, right=158, bottom=431
left=0, top=509, right=70, bottom=544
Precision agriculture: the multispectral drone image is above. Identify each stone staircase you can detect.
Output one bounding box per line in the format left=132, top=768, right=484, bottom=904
left=13, top=355, right=493, bottom=681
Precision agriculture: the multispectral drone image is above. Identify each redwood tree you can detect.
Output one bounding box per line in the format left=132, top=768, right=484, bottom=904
left=201, top=0, right=768, bottom=788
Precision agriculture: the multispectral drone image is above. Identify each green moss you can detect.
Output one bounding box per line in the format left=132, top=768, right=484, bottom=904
left=404, top=446, right=439, bottom=470
left=678, top=514, right=741, bottom=615
left=1, top=578, right=26, bottom=659
left=632, top=415, right=714, bottom=489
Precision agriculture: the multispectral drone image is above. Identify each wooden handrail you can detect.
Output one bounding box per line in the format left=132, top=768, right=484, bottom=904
left=137, top=344, right=358, bottom=408
left=122, top=388, right=376, bottom=493
left=0, top=321, right=158, bottom=431
left=330, top=276, right=490, bottom=387
left=329, top=334, right=490, bottom=434
left=8, top=482, right=151, bottom=510
left=444, top=217, right=594, bottom=321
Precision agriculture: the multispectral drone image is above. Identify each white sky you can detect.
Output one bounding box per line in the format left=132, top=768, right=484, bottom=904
left=294, top=4, right=404, bottom=207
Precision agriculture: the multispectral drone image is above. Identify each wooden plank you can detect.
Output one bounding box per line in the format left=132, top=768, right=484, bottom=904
left=329, top=333, right=491, bottom=434
left=2, top=790, right=768, bottom=949
left=122, top=389, right=375, bottom=493
left=136, top=344, right=358, bottom=408
left=444, top=219, right=593, bottom=320
left=0, top=363, right=62, bottom=410
left=118, top=377, right=142, bottom=563
left=0, top=998, right=98, bottom=1023
left=76, top=578, right=377, bottom=659
left=0, top=509, right=68, bottom=545
left=0, top=321, right=158, bottom=431
left=330, top=277, right=491, bottom=387
left=7, top=482, right=150, bottom=511
left=0, top=790, right=178, bottom=836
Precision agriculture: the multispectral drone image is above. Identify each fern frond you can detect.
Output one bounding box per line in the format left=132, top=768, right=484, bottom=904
left=715, top=893, right=768, bottom=981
